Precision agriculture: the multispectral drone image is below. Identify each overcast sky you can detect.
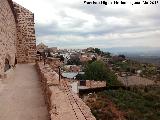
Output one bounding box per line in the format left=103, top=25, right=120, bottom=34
left=13, top=0, right=160, bottom=49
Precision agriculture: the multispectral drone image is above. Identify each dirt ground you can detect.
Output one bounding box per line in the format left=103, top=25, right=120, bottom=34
left=118, top=75, right=157, bottom=86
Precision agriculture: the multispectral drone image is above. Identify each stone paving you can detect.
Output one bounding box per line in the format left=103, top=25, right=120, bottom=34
left=0, top=64, right=49, bottom=120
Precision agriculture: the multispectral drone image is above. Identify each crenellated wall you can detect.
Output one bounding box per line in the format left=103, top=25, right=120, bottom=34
left=0, top=0, right=17, bottom=77
left=13, top=2, right=36, bottom=63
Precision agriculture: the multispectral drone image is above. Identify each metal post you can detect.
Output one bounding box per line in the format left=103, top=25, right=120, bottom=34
left=58, top=66, right=61, bottom=84
left=44, top=58, right=46, bottom=65
left=42, top=51, right=46, bottom=66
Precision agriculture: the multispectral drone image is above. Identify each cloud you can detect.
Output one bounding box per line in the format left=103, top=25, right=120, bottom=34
left=14, top=0, right=160, bottom=49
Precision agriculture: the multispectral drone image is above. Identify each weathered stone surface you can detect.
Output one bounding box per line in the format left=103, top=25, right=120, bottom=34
left=13, top=2, right=36, bottom=63
left=0, top=0, right=36, bottom=77
left=0, top=0, right=17, bottom=77
left=36, top=62, right=96, bottom=120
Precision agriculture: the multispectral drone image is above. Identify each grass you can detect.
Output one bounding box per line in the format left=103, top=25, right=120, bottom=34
left=106, top=89, right=160, bottom=120
left=84, top=87, right=160, bottom=120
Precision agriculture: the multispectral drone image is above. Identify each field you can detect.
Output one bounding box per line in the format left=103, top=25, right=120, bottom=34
left=118, top=75, right=156, bottom=86
left=83, top=86, right=160, bottom=120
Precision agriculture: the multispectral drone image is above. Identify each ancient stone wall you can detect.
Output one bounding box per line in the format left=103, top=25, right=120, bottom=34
left=13, top=2, right=36, bottom=63
left=36, top=62, right=96, bottom=120
left=46, top=57, right=62, bottom=72
left=0, top=0, right=17, bottom=77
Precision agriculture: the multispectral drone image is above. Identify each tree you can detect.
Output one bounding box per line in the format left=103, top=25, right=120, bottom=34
left=94, top=48, right=102, bottom=55
left=56, top=55, right=64, bottom=62
left=84, top=61, right=106, bottom=80
left=76, top=74, right=85, bottom=80
left=44, top=49, right=52, bottom=57
left=84, top=61, right=120, bottom=85
left=102, top=52, right=111, bottom=58
left=67, top=57, right=81, bottom=65
left=88, top=56, right=97, bottom=64
left=118, top=54, right=126, bottom=59
left=92, top=56, right=97, bottom=61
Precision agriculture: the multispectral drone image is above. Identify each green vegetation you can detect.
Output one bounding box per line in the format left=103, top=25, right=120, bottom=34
left=140, top=65, right=159, bottom=79
left=102, top=52, right=111, bottom=58
left=84, top=61, right=121, bottom=85
left=111, top=60, right=136, bottom=74
left=88, top=47, right=111, bottom=57
left=67, top=57, right=81, bottom=65
left=56, top=55, right=64, bottom=62
left=94, top=48, right=101, bottom=55
left=84, top=87, right=160, bottom=120
left=108, top=57, right=160, bottom=81
left=106, top=89, right=160, bottom=120
left=118, top=54, right=126, bottom=59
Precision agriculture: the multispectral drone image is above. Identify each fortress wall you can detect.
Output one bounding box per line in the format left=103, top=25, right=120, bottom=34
left=36, top=62, right=96, bottom=120
left=0, top=0, right=17, bottom=77
left=13, top=2, right=36, bottom=63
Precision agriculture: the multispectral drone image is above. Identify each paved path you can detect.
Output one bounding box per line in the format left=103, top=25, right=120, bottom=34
left=0, top=64, right=49, bottom=120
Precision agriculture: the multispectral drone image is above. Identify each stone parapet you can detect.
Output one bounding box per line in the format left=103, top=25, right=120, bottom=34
left=36, top=62, right=59, bottom=111
left=36, top=62, right=96, bottom=120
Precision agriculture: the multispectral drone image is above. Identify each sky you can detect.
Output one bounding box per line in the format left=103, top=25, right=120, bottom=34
left=13, top=0, right=160, bottom=49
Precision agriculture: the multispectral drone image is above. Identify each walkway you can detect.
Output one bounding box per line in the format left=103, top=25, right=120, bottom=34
left=0, top=64, right=49, bottom=120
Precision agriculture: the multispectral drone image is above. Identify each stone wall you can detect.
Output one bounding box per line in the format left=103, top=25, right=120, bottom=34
left=46, top=57, right=62, bottom=72
left=0, top=0, right=36, bottom=77
left=13, top=2, right=36, bottom=63
left=0, top=0, right=17, bottom=77
left=36, top=62, right=96, bottom=120
left=86, top=80, right=106, bottom=88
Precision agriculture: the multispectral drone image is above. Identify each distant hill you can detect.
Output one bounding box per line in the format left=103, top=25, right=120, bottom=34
left=126, top=56, right=160, bottom=66
left=101, top=47, right=160, bottom=66
left=101, top=47, right=160, bottom=57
